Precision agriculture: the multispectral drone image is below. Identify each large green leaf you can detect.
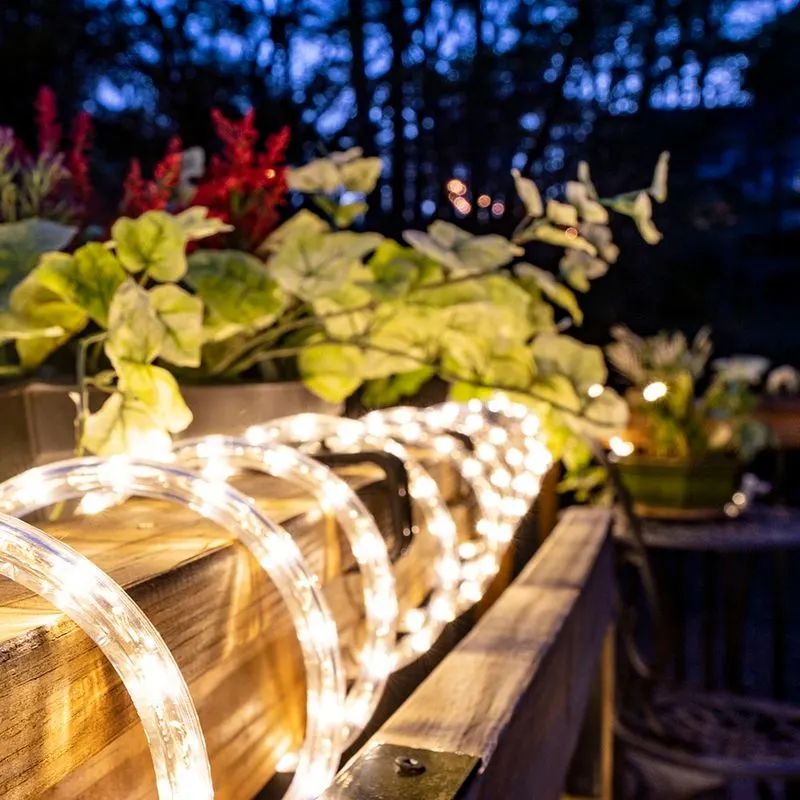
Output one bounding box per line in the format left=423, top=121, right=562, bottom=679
left=9, top=277, right=88, bottom=368
left=404, top=221, right=523, bottom=277
left=259, top=209, right=331, bottom=254
left=269, top=231, right=383, bottom=300
left=299, top=339, right=364, bottom=402
left=0, top=218, right=77, bottom=298
left=559, top=250, right=609, bottom=293
left=339, top=157, right=383, bottom=194
left=511, top=169, right=543, bottom=217
left=361, top=366, right=435, bottom=407
left=32, top=244, right=127, bottom=327
left=546, top=199, right=579, bottom=227
left=287, top=159, right=341, bottom=194
left=568, top=387, right=629, bottom=438
left=186, top=250, right=287, bottom=331
left=149, top=284, right=203, bottom=367
left=482, top=340, right=535, bottom=391
left=116, top=362, right=193, bottom=433
left=362, top=304, right=439, bottom=378
left=565, top=182, right=609, bottom=224
left=528, top=374, right=581, bottom=412
left=82, top=392, right=169, bottom=456
left=516, top=264, right=583, bottom=324
left=173, top=207, right=234, bottom=241
left=105, top=280, right=164, bottom=366
left=0, top=311, right=63, bottom=343
left=516, top=221, right=597, bottom=254
left=312, top=270, right=373, bottom=339
left=531, top=333, right=607, bottom=394
left=112, top=210, right=187, bottom=281
left=604, top=191, right=662, bottom=244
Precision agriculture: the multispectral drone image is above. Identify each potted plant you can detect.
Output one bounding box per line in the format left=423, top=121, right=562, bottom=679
left=0, top=89, right=667, bottom=491
left=606, top=325, right=780, bottom=518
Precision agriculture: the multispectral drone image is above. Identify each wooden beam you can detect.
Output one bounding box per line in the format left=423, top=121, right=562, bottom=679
left=336, top=508, right=614, bottom=800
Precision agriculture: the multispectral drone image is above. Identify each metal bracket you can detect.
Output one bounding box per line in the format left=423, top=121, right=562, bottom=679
left=320, top=742, right=481, bottom=799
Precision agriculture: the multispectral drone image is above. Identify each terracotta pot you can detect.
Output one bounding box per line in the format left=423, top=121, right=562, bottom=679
left=616, top=454, right=740, bottom=520
left=0, top=379, right=339, bottom=481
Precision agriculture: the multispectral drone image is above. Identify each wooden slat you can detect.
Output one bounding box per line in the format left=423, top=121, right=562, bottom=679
left=0, top=462, right=477, bottom=799
left=344, top=507, right=614, bottom=800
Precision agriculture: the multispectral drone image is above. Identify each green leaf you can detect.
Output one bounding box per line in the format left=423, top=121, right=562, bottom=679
left=482, top=340, right=535, bottom=391
left=32, top=244, right=127, bottom=326
left=0, top=218, right=77, bottom=298
left=362, top=304, right=439, bottom=378
left=259, top=209, right=331, bottom=254
left=149, top=284, right=203, bottom=367
left=112, top=210, right=187, bottom=281
left=531, top=333, right=607, bottom=394
left=404, top=221, right=523, bottom=276
left=116, top=362, right=193, bottom=433
left=9, top=277, right=88, bottom=368
left=511, top=168, right=543, bottom=217
left=559, top=250, right=609, bottom=293
left=334, top=201, right=369, bottom=228
left=604, top=191, right=662, bottom=244
left=565, top=182, right=609, bottom=224
left=173, top=207, right=234, bottom=241
left=448, top=382, right=496, bottom=404
left=569, top=387, right=629, bottom=438
left=105, top=280, right=164, bottom=366
left=516, top=221, right=598, bottom=254
left=82, top=392, right=169, bottom=456
left=516, top=264, right=583, bottom=324
left=339, top=157, right=383, bottom=194
left=299, top=338, right=364, bottom=402
left=546, top=199, right=579, bottom=227
left=186, top=250, right=287, bottom=331
left=269, top=231, right=383, bottom=300
left=361, top=366, right=435, bottom=407
left=649, top=151, right=670, bottom=204
left=0, top=310, right=63, bottom=343
left=577, top=161, right=599, bottom=200
left=312, top=270, right=374, bottom=339
left=528, top=375, right=581, bottom=412
left=287, top=159, right=341, bottom=194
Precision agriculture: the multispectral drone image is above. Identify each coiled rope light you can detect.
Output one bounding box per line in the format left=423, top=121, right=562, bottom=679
left=0, top=457, right=346, bottom=800
left=245, top=414, right=460, bottom=669
left=171, top=436, right=397, bottom=744
left=0, top=512, right=213, bottom=799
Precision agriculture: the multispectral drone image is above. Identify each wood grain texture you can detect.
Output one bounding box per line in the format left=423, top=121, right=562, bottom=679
left=0, top=461, right=477, bottom=799
left=358, top=507, right=614, bottom=800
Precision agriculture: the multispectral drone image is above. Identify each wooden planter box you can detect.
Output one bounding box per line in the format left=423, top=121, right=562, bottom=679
left=0, top=380, right=337, bottom=480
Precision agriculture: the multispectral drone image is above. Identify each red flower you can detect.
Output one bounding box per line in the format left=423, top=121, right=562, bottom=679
left=34, top=86, right=62, bottom=156
left=192, top=108, right=290, bottom=250
left=66, top=111, right=93, bottom=206
left=121, top=137, right=183, bottom=217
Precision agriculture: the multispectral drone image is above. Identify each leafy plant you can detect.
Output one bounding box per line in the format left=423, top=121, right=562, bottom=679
left=607, top=325, right=784, bottom=461
left=0, top=102, right=668, bottom=475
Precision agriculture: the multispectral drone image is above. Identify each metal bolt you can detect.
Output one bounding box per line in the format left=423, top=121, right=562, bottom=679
left=394, top=755, right=426, bottom=776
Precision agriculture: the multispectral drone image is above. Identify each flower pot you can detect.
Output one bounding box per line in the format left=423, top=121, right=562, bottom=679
left=758, top=397, right=800, bottom=449
left=0, top=379, right=339, bottom=481
left=616, top=454, right=740, bottom=520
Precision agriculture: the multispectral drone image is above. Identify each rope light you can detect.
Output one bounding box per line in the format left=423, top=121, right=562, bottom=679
left=245, top=414, right=460, bottom=669
left=171, top=436, right=397, bottom=744
left=0, top=512, right=213, bottom=799
left=0, top=457, right=346, bottom=800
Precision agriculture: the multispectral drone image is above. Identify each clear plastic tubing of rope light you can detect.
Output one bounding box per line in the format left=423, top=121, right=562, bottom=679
left=0, top=512, right=212, bottom=799
left=359, top=407, right=506, bottom=613
left=0, top=457, right=346, bottom=800
left=245, top=414, right=460, bottom=669
left=171, top=435, right=397, bottom=744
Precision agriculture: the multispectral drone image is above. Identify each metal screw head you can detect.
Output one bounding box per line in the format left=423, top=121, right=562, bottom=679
left=394, top=755, right=426, bottom=776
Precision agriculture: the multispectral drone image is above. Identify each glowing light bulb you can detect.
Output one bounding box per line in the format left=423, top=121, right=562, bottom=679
left=609, top=436, right=635, bottom=457
left=587, top=383, right=604, bottom=398
left=643, top=381, right=668, bottom=402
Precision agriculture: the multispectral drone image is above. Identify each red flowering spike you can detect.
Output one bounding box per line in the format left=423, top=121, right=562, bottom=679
left=34, top=86, right=62, bottom=156
left=66, top=111, right=93, bottom=205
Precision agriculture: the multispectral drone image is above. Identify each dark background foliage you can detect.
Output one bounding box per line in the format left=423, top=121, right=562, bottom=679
left=1, top=0, right=799, bottom=361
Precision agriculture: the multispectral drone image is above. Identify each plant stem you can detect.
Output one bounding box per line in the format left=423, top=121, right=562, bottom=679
left=75, top=332, right=108, bottom=456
